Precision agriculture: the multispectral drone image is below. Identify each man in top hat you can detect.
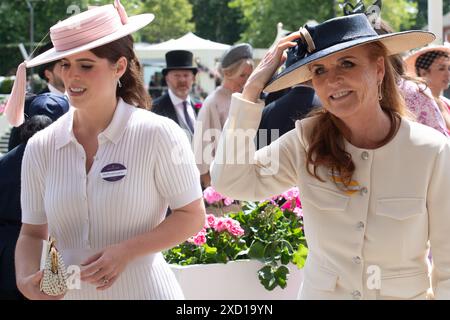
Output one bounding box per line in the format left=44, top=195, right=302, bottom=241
left=151, top=50, right=198, bottom=141
left=35, top=43, right=65, bottom=96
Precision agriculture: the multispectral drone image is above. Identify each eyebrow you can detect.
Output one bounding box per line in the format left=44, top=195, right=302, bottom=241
left=311, top=55, right=357, bottom=68
left=61, top=58, right=96, bottom=63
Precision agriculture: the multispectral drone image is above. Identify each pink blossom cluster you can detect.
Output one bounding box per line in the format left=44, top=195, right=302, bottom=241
left=188, top=214, right=244, bottom=246
left=203, top=186, right=234, bottom=206
left=268, top=187, right=303, bottom=217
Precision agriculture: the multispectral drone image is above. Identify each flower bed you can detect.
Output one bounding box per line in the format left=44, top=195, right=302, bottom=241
left=164, top=187, right=308, bottom=292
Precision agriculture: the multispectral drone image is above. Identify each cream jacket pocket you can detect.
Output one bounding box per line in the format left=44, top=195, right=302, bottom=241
left=379, top=272, right=430, bottom=299
left=305, top=265, right=339, bottom=292
left=304, top=184, right=350, bottom=212
left=376, top=198, right=426, bottom=220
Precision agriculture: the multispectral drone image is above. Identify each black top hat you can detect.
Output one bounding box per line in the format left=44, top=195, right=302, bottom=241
left=162, top=50, right=198, bottom=76
left=264, top=14, right=434, bottom=93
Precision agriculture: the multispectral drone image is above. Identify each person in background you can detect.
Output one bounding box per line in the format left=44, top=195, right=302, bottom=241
left=35, top=43, right=65, bottom=96
left=151, top=50, right=199, bottom=142
left=211, top=14, right=450, bottom=299
left=257, top=42, right=322, bottom=149
left=372, top=20, right=448, bottom=136
left=7, top=2, right=204, bottom=300
left=405, top=44, right=450, bottom=132
left=0, top=93, right=69, bottom=300
left=194, top=43, right=254, bottom=188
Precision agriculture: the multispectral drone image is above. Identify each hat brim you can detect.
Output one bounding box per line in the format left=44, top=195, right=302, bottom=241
left=162, top=67, right=198, bottom=75
left=404, top=44, right=450, bottom=76
left=264, top=31, right=435, bottom=93
left=25, top=13, right=154, bottom=68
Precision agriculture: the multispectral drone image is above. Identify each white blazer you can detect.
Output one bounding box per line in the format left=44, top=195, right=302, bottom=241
left=211, top=93, right=450, bottom=300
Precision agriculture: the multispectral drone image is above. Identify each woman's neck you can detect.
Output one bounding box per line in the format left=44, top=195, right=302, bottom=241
left=341, top=106, right=394, bottom=149
left=430, top=86, right=442, bottom=99
left=73, top=97, right=118, bottom=135
left=222, top=79, right=241, bottom=93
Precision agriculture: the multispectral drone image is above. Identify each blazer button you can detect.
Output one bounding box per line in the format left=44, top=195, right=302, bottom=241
left=361, top=151, right=369, bottom=160
left=352, top=290, right=362, bottom=300
left=356, top=221, right=365, bottom=230
left=353, top=256, right=362, bottom=264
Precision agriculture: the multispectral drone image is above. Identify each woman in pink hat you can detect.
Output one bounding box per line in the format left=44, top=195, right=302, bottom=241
left=405, top=45, right=450, bottom=132
left=11, top=1, right=205, bottom=300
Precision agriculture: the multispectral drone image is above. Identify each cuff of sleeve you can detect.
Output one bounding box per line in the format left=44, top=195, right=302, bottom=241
left=168, top=182, right=203, bottom=210
left=22, top=213, right=47, bottom=225
left=228, top=93, right=265, bottom=130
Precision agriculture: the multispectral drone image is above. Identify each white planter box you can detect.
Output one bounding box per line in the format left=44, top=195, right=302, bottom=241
left=170, top=260, right=303, bottom=300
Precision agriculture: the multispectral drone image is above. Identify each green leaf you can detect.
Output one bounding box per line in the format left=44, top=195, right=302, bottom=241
left=258, top=265, right=277, bottom=291
left=248, top=241, right=266, bottom=261
left=274, top=265, right=289, bottom=289
left=292, top=244, right=308, bottom=269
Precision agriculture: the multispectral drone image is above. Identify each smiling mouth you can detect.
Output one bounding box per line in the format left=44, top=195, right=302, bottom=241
left=69, top=87, right=86, bottom=94
left=330, top=90, right=352, bottom=100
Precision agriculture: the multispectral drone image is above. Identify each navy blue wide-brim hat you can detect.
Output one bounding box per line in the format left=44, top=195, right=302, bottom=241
left=25, top=93, right=69, bottom=122
left=264, top=14, right=435, bottom=93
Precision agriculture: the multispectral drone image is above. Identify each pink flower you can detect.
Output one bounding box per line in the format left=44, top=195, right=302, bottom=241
left=188, top=228, right=207, bottom=246
left=214, top=218, right=229, bottom=232
left=281, top=187, right=299, bottom=201
left=293, top=207, right=303, bottom=218
left=228, top=223, right=245, bottom=237
left=223, top=197, right=234, bottom=206
left=193, top=233, right=206, bottom=246
left=0, top=102, right=6, bottom=114
left=194, top=103, right=202, bottom=109
left=206, top=214, right=217, bottom=228
left=203, top=187, right=223, bottom=204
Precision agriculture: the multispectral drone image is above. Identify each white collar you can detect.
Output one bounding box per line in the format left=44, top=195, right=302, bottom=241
left=47, top=83, right=65, bottom=97
left=168, top=89, right=191, bottom=106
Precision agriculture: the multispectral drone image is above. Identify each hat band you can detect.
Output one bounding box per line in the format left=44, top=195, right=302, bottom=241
left=50, top=5, right=124, bottom=52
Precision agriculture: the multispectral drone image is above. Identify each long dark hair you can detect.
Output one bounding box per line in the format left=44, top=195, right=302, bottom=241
left=91, top=35, right=151, bottom=110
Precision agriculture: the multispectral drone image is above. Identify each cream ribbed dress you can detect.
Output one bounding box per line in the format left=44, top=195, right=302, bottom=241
left=21, top=99, right=202, bottom=299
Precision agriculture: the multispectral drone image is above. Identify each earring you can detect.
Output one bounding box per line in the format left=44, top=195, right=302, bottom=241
left=118, top=79, right=122, bottom=88
left=377, top=80, right=382, bottom=101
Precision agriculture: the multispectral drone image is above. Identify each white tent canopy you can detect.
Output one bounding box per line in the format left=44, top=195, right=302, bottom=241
left=135, top=32, right=231, bottom=95
left=135, top=32, right=230, bottom=53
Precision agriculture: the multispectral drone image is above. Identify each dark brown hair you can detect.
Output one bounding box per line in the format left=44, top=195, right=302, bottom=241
left=91, top=35, right=151, bottom=110
left=306, top=42, right=406, bottom=188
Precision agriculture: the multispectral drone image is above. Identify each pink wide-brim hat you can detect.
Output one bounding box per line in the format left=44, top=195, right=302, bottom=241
left=5, top=1, right=154, bottom=127
left=404, top=43, right=450, bottom=76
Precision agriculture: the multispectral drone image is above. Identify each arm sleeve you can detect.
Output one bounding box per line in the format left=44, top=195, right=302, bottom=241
left=154, top=121, right=203, bottom=209
left=428, top=141, right=450, bottom=299
left=20, top=135, right=48, bottom=225
left=211, top=93, right=304, bottom=201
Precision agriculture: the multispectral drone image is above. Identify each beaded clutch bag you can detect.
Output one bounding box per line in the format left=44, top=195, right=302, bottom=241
left=39, top=237, right=68, bottom=296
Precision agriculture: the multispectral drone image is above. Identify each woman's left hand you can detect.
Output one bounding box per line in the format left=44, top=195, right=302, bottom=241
left=80, top=244, right=132, bottom=290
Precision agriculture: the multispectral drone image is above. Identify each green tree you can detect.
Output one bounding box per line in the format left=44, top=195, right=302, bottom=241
left=190, top=0, right=245, bottom=45
left=412, top=0, right=450, bottom=29
left=140, top=0, right=195, bottom=43
left=0, top=0, right=92, bottom=75
left=229, top=0, right=335, bottom=48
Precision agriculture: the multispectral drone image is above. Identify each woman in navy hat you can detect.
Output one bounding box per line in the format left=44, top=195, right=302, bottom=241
left=211, top=14, right=450, bottom=299
left=194, top=43, right=254, bottom=187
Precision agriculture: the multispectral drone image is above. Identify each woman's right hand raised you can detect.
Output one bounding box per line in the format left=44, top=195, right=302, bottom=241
left=17, top=270, right=65, bottom=300
left=242, top=32, right=301, bottom=102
